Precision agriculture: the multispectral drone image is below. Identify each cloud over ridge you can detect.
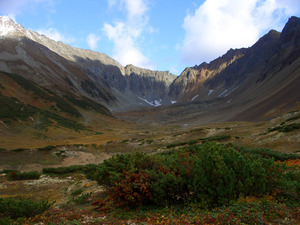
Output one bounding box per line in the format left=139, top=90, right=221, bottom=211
left=103, top=0, right=155, bottom=69
left=181, top=0, right=300, bottom=65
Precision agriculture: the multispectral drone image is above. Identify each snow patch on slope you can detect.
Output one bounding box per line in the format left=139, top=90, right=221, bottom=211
left=138, top=97, right=162, bottom=107
left=218, top=89, right=228, bottom=97
left=191, top=95, right=199, bottom=101
left=208, top=89, right=214, bottom=96
left=224, top=86, right=239, bottom=97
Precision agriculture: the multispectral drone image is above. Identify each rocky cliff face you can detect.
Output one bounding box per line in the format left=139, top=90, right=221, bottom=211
left=124, top=65, right=176, bottom=106
left=168, top=48, right=246, bottom=101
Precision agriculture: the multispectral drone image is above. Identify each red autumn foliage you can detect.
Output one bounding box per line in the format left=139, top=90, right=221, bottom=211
left=107, top=170, right=152, bottom=208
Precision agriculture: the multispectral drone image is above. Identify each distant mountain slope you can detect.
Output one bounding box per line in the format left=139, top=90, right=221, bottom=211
left=0, top=16, right=299, bottom=125
left=0, top=16, right=176, bottom=111
left=0, top=71, right=111, bottom=130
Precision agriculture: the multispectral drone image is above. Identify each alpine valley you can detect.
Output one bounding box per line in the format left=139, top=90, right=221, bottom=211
left=0, top=15, right=300, bottom=224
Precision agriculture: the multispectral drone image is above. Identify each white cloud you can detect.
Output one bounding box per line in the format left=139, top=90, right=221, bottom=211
left=87, top=33, right=101, bottom=50
left=181, top=0, right=300, bottom=65
left=107, top=0, right=117, bottom=8
left=36, top=28, right=74, bottom=43
left=104, top=0, right=155, bottom=69
left=121, top=0, right=148, bottom=21
left=103, top=21, right=154, bottom=69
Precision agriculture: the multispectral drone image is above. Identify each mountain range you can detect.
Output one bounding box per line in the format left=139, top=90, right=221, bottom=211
left=0, top=15, right=300, bottom=127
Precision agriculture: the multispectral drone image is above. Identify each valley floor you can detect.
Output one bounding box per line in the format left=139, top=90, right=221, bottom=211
left=0, top=110, right=299, bottom=224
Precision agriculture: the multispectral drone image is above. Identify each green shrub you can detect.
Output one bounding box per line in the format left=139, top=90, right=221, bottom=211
left=42, top=164, right=98, bottom=175
left=0, top=169, right=17, bottom=174
left=286, top=114, right=300, bottom=122
left=11, top=148, right=28, bottom=152
left=37, top=145, right=56, bottom=151
left=267, top=123, right=300, bottom=133
left=0, top=217, right=14, bottom=225
left=87, top=143, right=292, bottom=209
left=6, top=171, right=41, bottom=181
left=239, top=147, right=300, bottom=161
left=280, top=123, right=300, bottom=132
left=42, top=165, right=84, bottom=174
left=0, top=197, right=53, bottom=219
left=70, top=188, right=83, bottom=196
left=200, top=135, right=231, bottom=142
left=71, top=193, right=91, bottom=205
left=188, top=139, right=198, bottom=145
left=166, top=141, right=187, bottom=148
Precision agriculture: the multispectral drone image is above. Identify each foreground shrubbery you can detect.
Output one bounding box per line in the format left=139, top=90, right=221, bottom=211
left=0, top=197, right=53, bottom=223
left=86, top=142, right=300, bottom=209
left=1, top=142, right=298, bottom=224
left=21, top=197, right=300, bottom=224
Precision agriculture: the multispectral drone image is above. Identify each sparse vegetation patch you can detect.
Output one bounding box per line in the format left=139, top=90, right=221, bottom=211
left=267, top=123, right=300, bottom=133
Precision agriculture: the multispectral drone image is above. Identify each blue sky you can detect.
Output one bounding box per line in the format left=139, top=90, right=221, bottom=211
left=1, top=0, right=300, bottom=75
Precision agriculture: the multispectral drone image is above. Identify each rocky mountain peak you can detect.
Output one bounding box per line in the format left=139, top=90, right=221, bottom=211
left=0, top=16, right=26, bottom=36
left=280, top=16, right=300, bottom=47
left=168, top=48, right=245, bottom=100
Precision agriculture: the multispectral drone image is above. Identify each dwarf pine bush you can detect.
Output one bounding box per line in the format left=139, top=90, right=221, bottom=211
left=0, top=197, right=53, bottom=219
left=87, top=142, right=298, bottom=208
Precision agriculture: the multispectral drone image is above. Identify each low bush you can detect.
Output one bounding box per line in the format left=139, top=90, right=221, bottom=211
left=188, top=139, right=198, bottom=145
left=71, top=193, right=92, bottom=205
left=166, top=141, right=187, bottom=148
left=12, top=148, right=28, bottom=152
left=199, top=135, right=231, bottom=142
left=267, top=123, right=300, bottom=133
left=43, top=164, right=98, bottom=175
left=280, top=123, right=300, bottom=132
left=70, top=188, right=83, bottom=196
left=0, top=197, right=53, bottom=219
left=37, top=145, right=56, bottom=151
left=286, top=114, right=300, bottom=122
left=42, top=165, right=84, bottom=174
left=6, top=171, right=41, bottom=181
left=87, top=143, right=297, bottom=209
left=239, top=147, right=300, bottom=161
